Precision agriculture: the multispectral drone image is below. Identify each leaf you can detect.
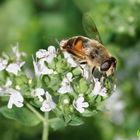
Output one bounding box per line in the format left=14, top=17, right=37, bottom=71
left=72, top=67, right=81, bottom=76
left=45, top=74, right=61, bottom=91
left=56, top=60, right=69, bottom=73
left=63, top=115, right=84, bottom=126
left=0, top=106, right=41, bottom=126
left=82, top=110, right=98, bottom=117
left=49, top=118, right=65, bottom=131
left=79, top=78, right=89, bottom=93
left=69, top=115, right=84, bottom=126
left=74, top=78, right=89, bottom=93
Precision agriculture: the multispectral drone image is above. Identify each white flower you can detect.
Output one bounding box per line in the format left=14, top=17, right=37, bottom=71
left=73, top=96, right=89, bottom=113
left=58, top=72, right=73, bottom=94
left=0, top=58, right=8, bottom=71
left=0, top=79, right=12, bottom=96
left=46, top=46, right=57, bottom=63
left=36, top=49, right=48, bottom=59
left=33, top=58, right=54, bottom=77
left=4, top=88, right=24, bottom=109
left=36, top=46, right=56, bottom=64
left=63, top=52, right=78, bottom=67
left=91, top=78, right=107, bottom=97
left=31, top=88, right=45, bottom=102
left=40, top=91, right=56, bottom=112
left=6, top=61, right=25, bottom=75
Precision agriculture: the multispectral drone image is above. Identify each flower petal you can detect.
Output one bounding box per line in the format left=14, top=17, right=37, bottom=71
left=6, top=63, right=21, bottom=75
left=6, top=88, right=24, bottom=109
left=40, top=99, right=56, bottom=112
left=76, top=96, right=84, bottom=104
left=66, top=72, right=73, bottom=81
left=63, top=52, right=77, bottom=67
left=36, top=49, right=48, bottom=59
left=0, top=58, right=8, bottom=71
left=46, top=46, right=56, bottom=63
left=31, top=88, right=45, bottom=102
left=73, top=96, right=89, bottom=113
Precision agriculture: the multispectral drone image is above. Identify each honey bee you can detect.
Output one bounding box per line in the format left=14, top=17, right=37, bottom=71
left=60, top=14, right=116, bottom=79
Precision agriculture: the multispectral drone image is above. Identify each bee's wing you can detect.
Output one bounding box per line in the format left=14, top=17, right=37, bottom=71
left=83, top=13, right=103, bottom=44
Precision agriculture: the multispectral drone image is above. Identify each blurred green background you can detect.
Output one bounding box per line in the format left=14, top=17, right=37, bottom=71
left=0, top=0, right=140, bottom=140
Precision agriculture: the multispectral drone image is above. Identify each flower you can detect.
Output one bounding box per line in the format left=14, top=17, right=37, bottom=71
left=0, top=79, right=12, bottom=96
left=40, top=91, right=56, bottom=112
left=36, top=46, right=56, bottom=64
left=91, top=78, right=107, bottom=97
left=31, top=88, right=45, bottom=102
left=46, top=46, right=57, bottom=63
left=73, top=96, right=89, bottom=113
left=58, top=72, right=73, bottom=94
left=5, top=88, right=24, bottom=109
left=33, top=46, right=57, bottom=77
left=6, top=61, right=25, bottom=75
left=36, top=49, right=48, bottom=59
left=33, top=57, right=54, bottom=77
left=0, top=78, right=24, bottom=109
left=63, top=52, right=78, bottom=67
left=0, top=58, right=8, bottom=71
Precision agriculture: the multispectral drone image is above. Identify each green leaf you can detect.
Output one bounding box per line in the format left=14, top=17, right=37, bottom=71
left=0, top=106, right=41, bottom=126
left=72, top=67, right=81, bottom=76
left=82, top=110, right=98, bottom=117
left=47, top=58, right=56, bottom=69
left=49, top=118, right=65, bottom=131
left=79, top=78, right=89, bottom=93
left=69, top=115, right=84, bottom=126
left=44, top=74, right=61, bottom=91
left=63, top=114, right=84, bottom=126
left=56, top=59, right=69, bottom=73
left=74, top=78, right=89, bottom=93
left=14, top=75, right=30, bottom=95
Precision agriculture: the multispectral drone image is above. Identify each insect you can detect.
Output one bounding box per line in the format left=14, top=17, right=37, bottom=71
left=60, top=14, right=116, bottom=79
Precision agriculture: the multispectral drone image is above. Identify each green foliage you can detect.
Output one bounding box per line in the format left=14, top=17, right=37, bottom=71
left=0, top=106, right=41, bottom=126
left=0, top=0, right=140, bottom=140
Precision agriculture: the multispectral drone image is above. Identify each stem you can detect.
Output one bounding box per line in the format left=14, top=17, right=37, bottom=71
left=25, top=102, right=44, bottom=122
left=42, top=112, right=49, bottom=140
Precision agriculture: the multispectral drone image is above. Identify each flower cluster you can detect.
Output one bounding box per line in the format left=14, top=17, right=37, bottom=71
left=33, top=46, right=57, bottom=77
left=0, top=44, right=116, bottom=126
left=0, top=44, right=25, bottom=75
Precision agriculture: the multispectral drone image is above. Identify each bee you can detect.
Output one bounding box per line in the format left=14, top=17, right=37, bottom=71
left=60, top=14, right=116, bottom=79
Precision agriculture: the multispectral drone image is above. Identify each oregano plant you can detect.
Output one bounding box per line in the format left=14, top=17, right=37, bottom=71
left=0, top=44, right=116, bottom=140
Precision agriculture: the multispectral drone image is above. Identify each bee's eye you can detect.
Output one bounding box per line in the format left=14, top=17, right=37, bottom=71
left=101, top=57, right=116, bottom=71
left=101, top=60, right=111, bottom=71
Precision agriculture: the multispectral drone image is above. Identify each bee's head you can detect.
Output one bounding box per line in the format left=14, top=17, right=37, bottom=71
left=100, top=57, right=117, bottom=76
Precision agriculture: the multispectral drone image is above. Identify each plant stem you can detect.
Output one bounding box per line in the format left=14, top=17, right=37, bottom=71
left=25, top=102, right=44, bottom=122
left=42, top=112, right=49, bottom=140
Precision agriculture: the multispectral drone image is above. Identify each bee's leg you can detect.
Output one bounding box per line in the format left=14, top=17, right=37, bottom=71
left=80, top=61, right=87, bottom=65
left=78, top=61, right=87, bottom=75
left=92, top=67, right=95, bottom=75
left=91, top=67, right=96, bottom=83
